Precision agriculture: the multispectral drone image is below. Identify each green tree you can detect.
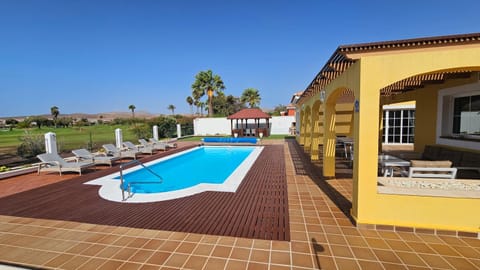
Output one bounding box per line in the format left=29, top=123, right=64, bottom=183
left=128, top=104, right=136, bottom=118
left=272, top=104, right=287, bottom=116
left=167, top=104, right=176, bottom=115
left=241, top=88, right=261, bottom=108
left=191, top=70, right=226, bottom=117
left=186, top=96, right=194, bottom=114
left=50, top=106, right=59, bottom=128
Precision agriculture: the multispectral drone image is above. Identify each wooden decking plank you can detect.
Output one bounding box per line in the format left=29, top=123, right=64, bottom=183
left=0, top=144, right=290, bottom=241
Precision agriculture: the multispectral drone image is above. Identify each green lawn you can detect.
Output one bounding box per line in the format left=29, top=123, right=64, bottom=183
left=0, top=125, right=137, bottom=154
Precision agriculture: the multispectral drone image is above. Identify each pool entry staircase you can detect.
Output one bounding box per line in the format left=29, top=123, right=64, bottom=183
left=119, top=159, right=164, bottom=201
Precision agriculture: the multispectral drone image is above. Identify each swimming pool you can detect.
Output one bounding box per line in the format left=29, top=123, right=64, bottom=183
left=86, top=145, right=264, bottom=203
left=119, top=146, right=255, bottom=193
left=202, top=137, right=258, bottom=144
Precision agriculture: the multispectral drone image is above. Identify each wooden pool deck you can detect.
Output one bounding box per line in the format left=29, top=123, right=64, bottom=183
left=0, top=139, right=478, bottom=269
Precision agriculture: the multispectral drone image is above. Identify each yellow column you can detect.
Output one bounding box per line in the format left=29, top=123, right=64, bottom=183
left=303, top=107, right=312, bottom=151
left=351, top=61, right=381, bottom=222
left=310, top=101, right=322, bottom=160
left=323, top=101, right=336, bottom=177
left=298, top=110, right=306, bottom=145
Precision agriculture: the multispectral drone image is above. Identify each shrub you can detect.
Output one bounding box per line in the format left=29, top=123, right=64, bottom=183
left=17, top=131, right=45, bottom=158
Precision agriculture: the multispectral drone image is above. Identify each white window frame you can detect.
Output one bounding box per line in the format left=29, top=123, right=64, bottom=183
left=437, top=80, right=480, bottom=150
left=382, top=104, right=415, bottom=145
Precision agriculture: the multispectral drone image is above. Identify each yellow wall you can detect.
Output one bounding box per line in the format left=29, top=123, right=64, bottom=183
left=303, top=44, right=480, bottom=232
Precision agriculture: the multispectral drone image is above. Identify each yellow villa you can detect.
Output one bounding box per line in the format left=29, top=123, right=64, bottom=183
left=296, top=33, right=480, bottom=235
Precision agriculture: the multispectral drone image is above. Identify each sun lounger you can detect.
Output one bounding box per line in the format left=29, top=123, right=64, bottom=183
left=102, top=144, right=138, bottom=160
left=72, top=148, right=120, bottom=167
left=37, top=153, right=95, bottom=175
left=123, top=141, right=154, bottom=155
left=149, top=138, right=177, bottom=149
left=140, top=138, right=166, bottom=151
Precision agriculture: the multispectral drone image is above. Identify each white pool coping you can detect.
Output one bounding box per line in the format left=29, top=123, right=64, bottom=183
left=85, top=145, right=264, bottom=203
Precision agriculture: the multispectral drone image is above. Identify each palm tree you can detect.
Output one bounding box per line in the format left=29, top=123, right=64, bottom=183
left=191, top=70, right=225, bottom=117
left=50, top=106, right=59, bottom=128
left=198, top=101, right=205, bottom=116
left=186, top=96, right=194, bottom=115
left=167, top=104, right=176, bottom=115
left=128, top=104, right=136, bottom=118
left=241, top=88, right=261, bottom=108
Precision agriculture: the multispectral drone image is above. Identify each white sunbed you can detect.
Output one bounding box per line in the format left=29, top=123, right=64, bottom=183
left=36, top=152, right=95, bottom=176
left=149, top=138, right=177, bottom=149
left=140, top=138, right=166, bottom=151
left=72, top=148, right=120, bottom=167
left=123, top=141, right=154, bottom=155
left=102, top=144, right=138, bottom=160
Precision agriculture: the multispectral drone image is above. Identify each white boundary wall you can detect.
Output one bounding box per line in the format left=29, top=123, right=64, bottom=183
left=193, top=116, right=295, bottom=136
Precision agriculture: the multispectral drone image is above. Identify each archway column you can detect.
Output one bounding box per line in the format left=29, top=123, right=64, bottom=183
left=310, top=102, right=323, bottom=160
left=323, top=101, right=336, bottom=176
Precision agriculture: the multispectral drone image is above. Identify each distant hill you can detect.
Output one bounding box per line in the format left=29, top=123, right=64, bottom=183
left=0, top=111, right=161, bottom=122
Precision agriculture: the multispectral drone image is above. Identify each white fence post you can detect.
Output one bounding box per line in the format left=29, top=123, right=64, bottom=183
left=44, top=132, right=57, bottom=154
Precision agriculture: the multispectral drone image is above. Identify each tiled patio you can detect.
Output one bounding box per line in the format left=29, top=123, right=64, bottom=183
left=0, top=139, right=479, bottom=269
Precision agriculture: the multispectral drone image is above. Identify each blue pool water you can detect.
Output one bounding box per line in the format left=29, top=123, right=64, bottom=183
left=202, top=137, right=258, bottom=144
left=118, top=146, right=255, bottom=193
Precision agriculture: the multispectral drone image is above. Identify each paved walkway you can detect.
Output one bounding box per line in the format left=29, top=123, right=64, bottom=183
left=0, top=139, right=478, bottom=269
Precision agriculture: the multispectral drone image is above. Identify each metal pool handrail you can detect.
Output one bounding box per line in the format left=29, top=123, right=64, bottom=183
left=119, top=159, right=164, bottom=201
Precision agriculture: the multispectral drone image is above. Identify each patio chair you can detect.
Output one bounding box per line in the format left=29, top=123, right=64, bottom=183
left=139, top=138, right=166, bottom=151
left=123, top=141, right=154, bottom=155
left=102, top=144, right=138, bottom=160
left=36, top=153, right=95, bottom=176
left=403, top=160, right=457, bottom=179
left=72, top=148, right=120, bottom=167
left=149, top=138, right=177, bottom=149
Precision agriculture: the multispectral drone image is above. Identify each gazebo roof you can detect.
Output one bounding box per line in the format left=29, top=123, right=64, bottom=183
left=227, top=108, right=272, bottom=120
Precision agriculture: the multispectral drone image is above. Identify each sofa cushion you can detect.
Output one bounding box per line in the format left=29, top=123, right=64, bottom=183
left=410, top=160, right=452, bottom=168
left=421, top=145, right=441, bottom=160
left=437, top=148, right=463, bottom=166
left=460, top=151, right=480, bottom=168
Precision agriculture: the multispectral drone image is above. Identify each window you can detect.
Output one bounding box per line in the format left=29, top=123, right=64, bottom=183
left=382, top=109, right=415, bottom=144
left=452, top=94, right=480, bottom=135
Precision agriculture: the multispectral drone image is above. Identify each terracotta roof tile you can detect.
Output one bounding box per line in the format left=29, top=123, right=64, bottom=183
left=227, top=108, right=271, bottom=119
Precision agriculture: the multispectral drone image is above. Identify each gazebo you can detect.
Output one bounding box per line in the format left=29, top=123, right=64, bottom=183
left=227, top=108, right=271, bottom=137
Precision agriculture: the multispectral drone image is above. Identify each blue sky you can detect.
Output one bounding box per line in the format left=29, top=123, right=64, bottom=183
left=1, top=0, right=479, bottom=117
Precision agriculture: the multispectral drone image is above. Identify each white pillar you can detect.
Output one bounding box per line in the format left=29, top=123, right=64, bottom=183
left=153, top=125, right=159, bottom=140
left=176, top=124, right=181, bottom=138
left=44, top=132, right=57, bottom=154
left=115, top=128, right=123, bottom=148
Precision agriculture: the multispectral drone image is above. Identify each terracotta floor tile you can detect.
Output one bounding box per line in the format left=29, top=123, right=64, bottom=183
left=176, top=242, right=197, bottom=254
left=290, top=241, right=311, bottom=253
left=326, top=234, right=348, bottom=245
left=59, top=255, right=90, bottom=269
left=145, top=251, right=171, bottom=266
left=372, top=249, right=402, bottom=264
left=418, top=254, right=455, bottom=269
left=270, top=251, right=291, bottom=265
left=80, top=244, right=107, bottom=257
left=428, top=243, right=462, bottom=256
left=386, top=239, right=413, bottom=252
left=225, top=259, right=248, bottom=270
left=76, top=257, right=108, bottom=270
left=142, top=239, right=165, bottom=250
left=250, top=249, right=270, bottom=263
left=129, top=249, right=155, bottom=263
left=204, top=257, right=227, bottom=269
left=381, top=262, right=409, bottom=270
left=334, top=257, right=361, bottom=270
left=184, top=255, right=208, bottom=269
left=192, top=243, right=214, bottom=256
left=111, top=247, right=137, bottom=261
left=395, top=251, right=428, bottom=267
left=452, top=245, right=480, bottom=258
left=350, top=246, right=377, bottom=260
left=291, top=252, right=315, bottom=268
left=268, top=264, right=291, bottom=270
left=211, top=245, right=233, bottom=258
left=44, top=253, right=76, bottom=268
left=443, top=256, right=478, bottom=270
left=246, top=262, right=268, bottom=270
left=406, top=242, right=436, bottom=254
left=164, top=253, right=189, bottom=268
left=157, top=240, right=181, bottom=252
left=270, top=241, right=290, bottom=251
left=345, top=235, right=369, bottom=247
left=252, top=239, right=271, bottom=250
left=365, top=237, right=390, bottom=249
left=357, top=260, right=385, bottom=270
left=118, top=261, right=142, bottom=270
left=96, top=246, right=122, bottom=259
left=126, top=237, right=149, bottom=249
left=97, top=260, right=124, bottom=270
left=230, top=247, right=251, bottom=261
left=315, top=255, right=336, bottom=269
